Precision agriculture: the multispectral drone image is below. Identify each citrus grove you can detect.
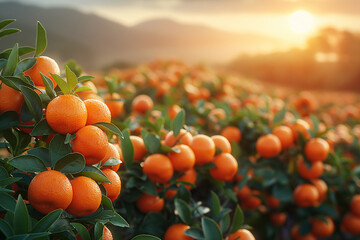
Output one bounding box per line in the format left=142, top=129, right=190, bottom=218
left=0, top=20, right=360, bottom=240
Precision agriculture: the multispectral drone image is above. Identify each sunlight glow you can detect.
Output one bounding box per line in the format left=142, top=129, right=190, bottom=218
left=289, top=10, right=314, bottom=34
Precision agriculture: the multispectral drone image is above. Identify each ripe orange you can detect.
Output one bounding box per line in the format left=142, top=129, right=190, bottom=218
left=76, top=226, right=112, bottom=240
left=164, top=129, right=192, bottom=147
left=256, top=134, right=281, bottom=158
left=241, top=190, right=262, bottom=210
left=130, top=136, right=147, bottom=162
left=0, top=83, right=24, bottom=114
left=311, top=216, right=334, bottom=238
left=235, top=185, right=251, bottom=200
left=66, top=176, right=102, bottom=217
left=136, top=193, right=164, bottom=213
left=270, top=212, right=287, bottom=226
left=272, top=125, right=293, bottom=150
left=168, top=105, right=182, bottom=120
left=291, top=119, right=311, bottom=141
left=190, top=134, right=216, bottom=165
left=168, top=144, right=195, bottom=172
left=209, top=153, right=238, bottom=182
left=101, top=143, right=122, bottom=172
left=132, top=94, right=154, bottom=115
left=104, top=93, right=124, bottom=118
left=71, top=125, right=109, bottom=165
left=221, top=126, right=241, bottom=143
left=351, top=194, right=360, bottom=217
left=297, top=158, right=324, bottom=180
left=209, top=108, right=226, bottom=122
left=304, top=138, right=330, bottom=162
left=291, top=224, right=316, bottom=240
left=341, top=213, right=360, bottom=235
left=164, top=224, right=193, bottom=240
left=101, top=169, right=121, bottom=202
left=46, top=95, right=87, bottom=134
left=311, top=179, right=327, bottom=203
left=178, top=168, right=197, bottom=189
left=76, top=81, right=98, bottom=99
left=293, top=184, right=319, bottom=208
left=226, top=229, right=255, bottom=240
left=211, top=135, right=231, bottom=154
left=24, top=56, right=60, bottom=87
left=266, top=195, right=280, bottom=208
left=28, top=170, right=73, bottom=215
left=143, top=154, right=174, bottom=184
left=84, top=99, right=111, bottom=125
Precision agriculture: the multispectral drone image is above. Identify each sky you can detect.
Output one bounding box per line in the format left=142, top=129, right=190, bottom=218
left=10, top=0, right=360, bottom=47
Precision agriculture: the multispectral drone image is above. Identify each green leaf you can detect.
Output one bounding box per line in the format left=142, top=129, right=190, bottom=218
left=74, top=86, right=92, bottom=93
left=13, top=195, right=29, bottom=235
left=30, top=119, right=55, bottom=136
left=0, top=19, right=15, bottom=30
left=0, top=177, right=22, bottom=188
left=93, top=122, right=123, bottom=138
left=210, top=191, right=221, bottom=218
left=310, top=114, right=319, bottom=134
left=120, top=129, right=134, bottom=167
left=49, top=134, right=71, bottom=167
left=8, top=154, right=47, bottom=172
left=131, top=235, right=161, bottom=240
left=229, top=205, right=244, bottom=234
left=14, top=58, right=36, bottom=76
left=174, top=198, right=192, bottom=225
left=0, top=166, right=9, bottom=179
left=65, top=65, right=78, bottom=93
left=0, top=192, right=17, bottom=212
left=32, top=209, right=62, bottom=233
left=299, top=220, right=312, bottom=236
left=102, top=157, right=121, bottom=167
left=50, top=74, right=68, bottom=94
left=70, top=223, right=90, bottom=240
left=220, top=213, right=231, bottom=233
left=0, top=187, right=14, bottom=194
left=64, top=133, right=76, bottom=145
left=34, top=22, right=47, bottom=57
left=27, top=147, right=51, bottom=167
left=0, top=28, right=20, bottom=39
left=0, top=218, right=13, bottom=238
left=185, top=228, right=204, bottom=239
left=54, top=153, right=85, bottom=174
left=0, top=111, right=20, bottom=131
left=172, top=109, right=185, bottom=137
left=2, top=43, right=18, bottom=76
left=273, top=184, right=293, bottom=202
left=94, top=222, right=104, bottom=240
left=77, top=165, right=111, bottom=183
left=272, top=107, right=287, bottom=126
left=77, top=75, right=95, bottom=82
left=40, top=73, right=56, bottom=100
left=94, top=210, right=129, bottom=227
left=143, top=133, right=161, bottom=154
left=202, top=217, right=222, bottom=240
left=101, top=195, right=115, bottom=211
left=48, top=218, right=73, bottom=234
left=160, top=145, right=180, bottom=154
left=19, top=85, right=42, bottom=122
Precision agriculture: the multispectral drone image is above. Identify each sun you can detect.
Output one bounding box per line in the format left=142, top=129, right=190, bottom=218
left=289, top=10, right=314, bottom=34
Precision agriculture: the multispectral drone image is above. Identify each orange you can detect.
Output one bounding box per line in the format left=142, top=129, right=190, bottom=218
left=132, top=94, right=154, bottom=115
left=164, top=224, right=193, bottom=240
left=101, top=169, right=121, bottom=202
left=76, top=226, right=112, bottom=240
left=24, top=56, right=60, bottom=87
left=256, top=134, right=281, bottom=158
left=101, top=143, right=122, bottom=172
left=341, top=213, right=360, bottom=235
left=297, top=158, right=324, bottom=180
left=272, top=126, right=293, bottom=150
left=270, top=212, right=287, bottom=226
left=46, top=95, right=87, bottom=134
left=136, top=193, right=164, bottom=213
left=130, top=136, right=147, bottom=162
left=76, top=81, right=98, bottom=99
left=156, top=81, right=170, bottom=99
left=209, top=153, right=238, bottom=182
left=221, top=126, right=241, bottom=143
left=304, top=138, right=330, bottom=162
left=235, top=185, right=251, bottom=200
left=66, top=176, right=102, bottom=217
left=293, top=184, right=319, bottom=208
left=0, top=83, right=24, bottom=114
left=293, top=92, right=317, bottom=117
left=84, top=99, right=111, bottom=125
left=168, top=144, right=195, bottom=172
left=291, top=224, right=316, bottom=240
left=311, top=216, right=334, bottom=238
left=28, top=170, right=73, bottom=215
left=190, top=134, right=216, bottom=166
left=178, top=168, right=197, bottom=189
left=104, top=93, right=124, bottom=118
left=164, top=129, right=192, bottom=147
left=71, top=125, right=109, bottom=165
left=211, top=135, right=231, bottom=154
left=143, top=154, right=174, bottom=184
left=311, top=179, right=327, bottom=203
left=226, top=229, right=255, bottom=240
left=291, top=119, right=311, bottom=140
left=266, top=195, right=280, bottom=208
left=241, top=190, right=262, bottom=210
left=168, top=104, right=182, bottom=120
left=351, top=194, right=360, bottom=217
left=209, top=108, right=226, bottom=122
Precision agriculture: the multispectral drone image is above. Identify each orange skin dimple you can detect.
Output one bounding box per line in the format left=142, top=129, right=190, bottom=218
left=46, top=95, right=87, bottom=134
left=24, top=56, right=60, bottom=87
left=143, top=154, right=174, bottom=184
left=0, top=83, right=24, bottom=114
left=101, top=169, right=121, bottom=202
left=164, top=224, right=194, bottom=240
left=209, top=153, right=238, bottom=182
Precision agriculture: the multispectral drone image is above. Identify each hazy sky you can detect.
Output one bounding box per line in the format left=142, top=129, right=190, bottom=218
left=10, top=0, right=360, bottom=46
